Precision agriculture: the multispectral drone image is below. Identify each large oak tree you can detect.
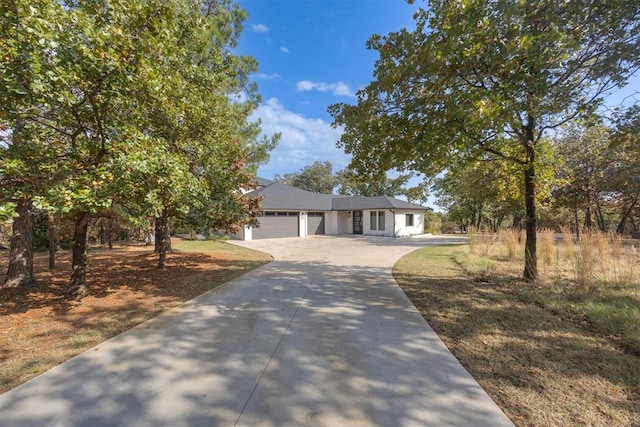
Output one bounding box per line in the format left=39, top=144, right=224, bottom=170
left=330, top=0, right=640, bottom=281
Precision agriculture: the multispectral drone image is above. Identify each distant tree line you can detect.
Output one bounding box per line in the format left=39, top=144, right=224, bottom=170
left=433, top=118, right=640, bottom=236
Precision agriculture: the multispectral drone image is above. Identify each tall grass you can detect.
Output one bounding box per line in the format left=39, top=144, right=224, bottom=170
left=462, top=228, right=639, bottom=289
left=500, top=228, right=523, bottom=261
left=457, top=229, right=640, bottom=353
left=467, top=226, right=498, bottom=257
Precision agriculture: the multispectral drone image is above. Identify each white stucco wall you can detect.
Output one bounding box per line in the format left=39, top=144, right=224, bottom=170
left=299, top=212, right=307, bottom=237
left=363, top=209, right=395, bottom=237
left=242, top=225, right=252, bottom=241
left=337, top=211, right=352, bottom=234
left=394, top=210, right=424, bottom=237
left=325, top=211, right=339, bottom=235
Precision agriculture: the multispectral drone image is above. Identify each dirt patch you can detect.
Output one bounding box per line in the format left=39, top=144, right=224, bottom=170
left=0, top=242, right=269, bottom=394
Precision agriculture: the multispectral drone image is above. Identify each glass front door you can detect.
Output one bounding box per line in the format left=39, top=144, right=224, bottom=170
left=353, top=211, right=363, bottom=234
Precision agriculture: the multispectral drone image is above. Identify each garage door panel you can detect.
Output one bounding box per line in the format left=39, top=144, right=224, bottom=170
left=307, top=212, right=325, bottom=235
left=253, top=213, right=299, bottom=239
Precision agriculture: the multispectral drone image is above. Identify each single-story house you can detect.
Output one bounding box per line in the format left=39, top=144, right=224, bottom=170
left=233, top=178, right=426, bottom=240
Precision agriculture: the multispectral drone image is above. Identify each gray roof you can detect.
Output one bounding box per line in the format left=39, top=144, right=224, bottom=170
left=256, top=177, right=273, bottom=187
left=331, top=195, right=425, bottom=211
left=249, top=180, right=426, bottom=212
left=247, top=182, right=334, bottom=211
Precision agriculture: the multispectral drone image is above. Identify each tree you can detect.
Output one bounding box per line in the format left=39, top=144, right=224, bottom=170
left=1, top=0, right=272, bottom=296
left=0, top=0, right=69, bottom=287
left=433, top=152, right=527, bottom=232
left=330, top=0, right=640, bottom=281
left=335, top=167, right=413, bottom=197
left=553, top=122, right=611, bottom=233
left=274, top=161, right=336, bottom=194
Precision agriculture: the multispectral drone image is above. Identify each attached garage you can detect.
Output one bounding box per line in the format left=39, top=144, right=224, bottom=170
left=307, top=212, right=325, bottom=235
left=253, top=212, right=299, bottom=239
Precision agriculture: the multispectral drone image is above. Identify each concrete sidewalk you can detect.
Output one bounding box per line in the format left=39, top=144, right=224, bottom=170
left=0, top=235, right=513, bottom=426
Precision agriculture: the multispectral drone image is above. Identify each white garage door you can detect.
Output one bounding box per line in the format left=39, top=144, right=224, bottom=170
left=253, top=212, right=299, bottom=239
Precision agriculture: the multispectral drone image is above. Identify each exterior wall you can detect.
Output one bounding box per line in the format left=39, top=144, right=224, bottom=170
left=299, top=212, right=308, bottom=238
left=243, top=225, right=252, bottom=240
left=363, top=209, right=395, bottom=237
left=337, top=211, right=352, bottom=234
left=324, top=211, right=339, bottom=235
left=230, top=225, right=250, bottom=240
left=240, top=209, right=424, bottom=240
left=394, top=210, right=424, bottom=237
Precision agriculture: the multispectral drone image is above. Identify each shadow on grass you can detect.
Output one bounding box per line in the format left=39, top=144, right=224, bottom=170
left=395, top=265, right=640, bottom=425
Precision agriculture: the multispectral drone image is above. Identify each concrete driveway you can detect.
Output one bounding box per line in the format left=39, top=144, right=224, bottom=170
left=0, top=235, right=513, bottom=426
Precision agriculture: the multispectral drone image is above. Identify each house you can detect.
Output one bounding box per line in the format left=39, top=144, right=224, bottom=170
left=233, top=179, right=426, bottom=240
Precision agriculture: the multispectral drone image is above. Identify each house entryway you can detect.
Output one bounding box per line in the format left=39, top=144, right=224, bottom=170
left=353, top=210, right=363, bottom=234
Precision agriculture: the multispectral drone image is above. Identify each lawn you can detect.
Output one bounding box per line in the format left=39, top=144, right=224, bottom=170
left=0, top=239, right=271, bottom=394
left=394, top=244, right=640, bottom=426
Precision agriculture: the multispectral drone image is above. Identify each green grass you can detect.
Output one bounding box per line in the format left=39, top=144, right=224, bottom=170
left=394, top=243, right=640, bottom=426
left=517, top=283, right=640, bottom=355
left=172, top=239, right=272, bottom=261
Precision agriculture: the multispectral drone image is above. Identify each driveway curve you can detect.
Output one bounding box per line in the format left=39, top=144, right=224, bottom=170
left=0, top=235, right=513, bottom=427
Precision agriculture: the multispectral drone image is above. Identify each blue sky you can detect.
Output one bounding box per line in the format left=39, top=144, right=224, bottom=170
left=235, top=0, right=640, bottom=185
left=235, top=0, right=419, bottom=180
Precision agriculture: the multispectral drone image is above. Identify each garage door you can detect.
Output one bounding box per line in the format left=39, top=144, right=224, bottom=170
left=307, top=212, right=325, bottom=235
left=253, top=212, right=299, bottom=239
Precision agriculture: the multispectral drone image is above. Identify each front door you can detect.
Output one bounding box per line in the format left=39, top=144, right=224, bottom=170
left=353, top=210, right=363, bottom=234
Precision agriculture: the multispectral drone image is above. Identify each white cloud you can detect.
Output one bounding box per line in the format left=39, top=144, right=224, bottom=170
left=251, top=23, right=269, bottom=33
left=249, top=98, right=349, bottom=178
left=255, top=73, right=281, bottom=81
left=296, top=80, right=355, bottom=97
left=280, top=47, right=290, bottom=53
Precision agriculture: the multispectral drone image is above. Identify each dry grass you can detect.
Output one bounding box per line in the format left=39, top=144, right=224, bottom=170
left=394, top=243, right=640, bottom=426
left=0, top=239, right=271, bottom=394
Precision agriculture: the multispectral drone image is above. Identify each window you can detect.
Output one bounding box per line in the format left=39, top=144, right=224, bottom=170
left=370, top=211, right=377, bottom=230
left=406, top=214, right=414, bottom=227
left=378, top=211, right=385, bottom=230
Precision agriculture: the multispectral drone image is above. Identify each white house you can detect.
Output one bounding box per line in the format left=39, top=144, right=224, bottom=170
left=233, top=179, right=426, bottom=240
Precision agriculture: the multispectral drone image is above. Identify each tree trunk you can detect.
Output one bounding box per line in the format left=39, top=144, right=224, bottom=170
left=154, top=216, right=161, bottom=253
left=584, top=204, right=592, bottom=230
left=522, top=125, right=537, bottom=282
left=156, top=208, right=170, bottom=268
left=617, top=192, right=639, bottom=235
left=4, top=197, right=34, bottom=288
left=107, top=218, right=113, bottom=249
left=512, top=215, right=523, bottom=229
left=48, top=212, right=56, bottom=271
left=69, top=212, right=90, bottom=299
left=574, top=203, right=581, bottom=242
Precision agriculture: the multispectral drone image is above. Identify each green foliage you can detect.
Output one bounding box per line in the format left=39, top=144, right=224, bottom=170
left=330, top=0, right=640, bottom=280
left=423, top=210, right=443, bottom=234
left=550, top=119, right=640, bottom=234
left=0, top=0, right=276, bottom=291
left=335, top=167, right=413, bottom=197
left=274, top=161, right=337, bottom=194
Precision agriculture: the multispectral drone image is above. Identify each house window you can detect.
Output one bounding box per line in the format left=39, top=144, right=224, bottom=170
left=378, top=211, right=385, bottom=230
left=406, top=214, right=414, bottom=227
left=370, top=211, right=377, bottom=230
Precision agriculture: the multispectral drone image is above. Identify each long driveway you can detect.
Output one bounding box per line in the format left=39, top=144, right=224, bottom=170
left=0, top=235, right=513, bottom=426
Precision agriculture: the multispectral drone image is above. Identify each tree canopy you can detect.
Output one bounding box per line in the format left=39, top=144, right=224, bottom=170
left=274, top=161, right=337, bottom=194
left=330, top=0, right=640, bottom=281
left=1, top=0, right=275, bottom=295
